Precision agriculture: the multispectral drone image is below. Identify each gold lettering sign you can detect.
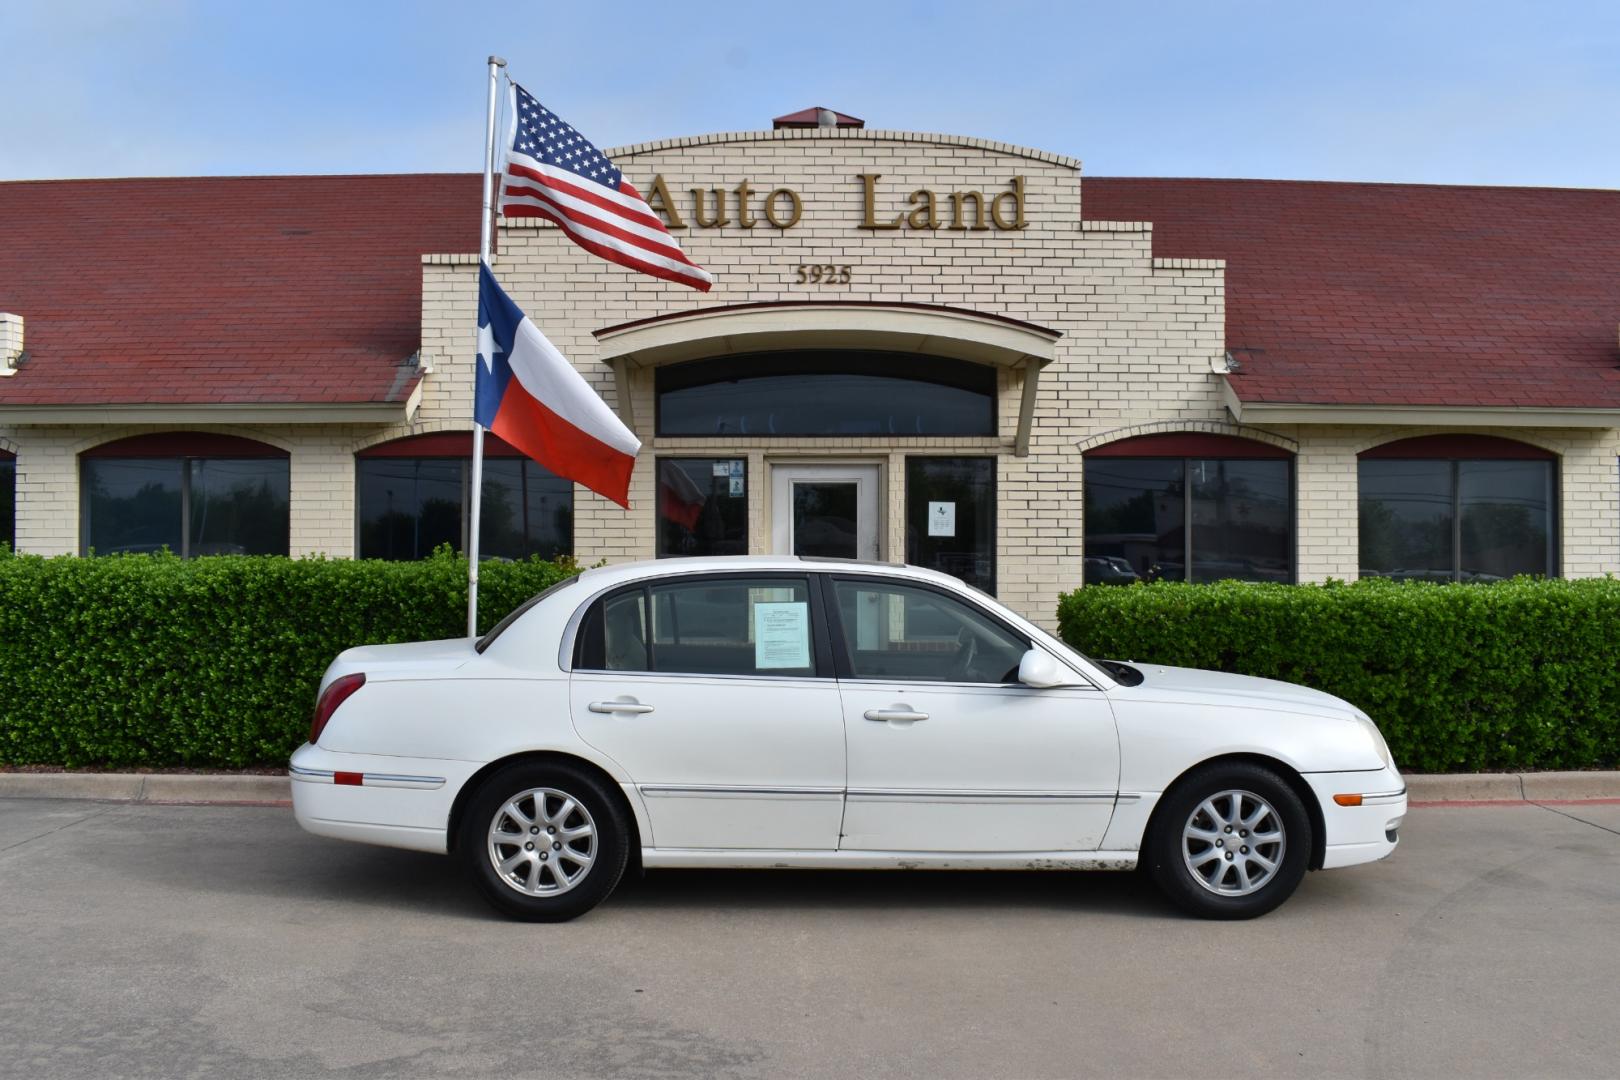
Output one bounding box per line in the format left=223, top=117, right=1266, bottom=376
left=637, top=173, right=1029, bottom=232
left=763, top=187, right=803, bottom=228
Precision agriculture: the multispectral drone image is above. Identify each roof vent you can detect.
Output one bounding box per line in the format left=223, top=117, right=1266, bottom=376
left=772, top=107, right=865, bottom=130
left=0, top=314, right=21, bottom=377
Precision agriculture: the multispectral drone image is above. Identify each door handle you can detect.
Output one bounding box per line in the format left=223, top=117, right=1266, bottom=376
left=588, top=701, right=655, bottom=715
left=863, top=708, right=929, bottom=723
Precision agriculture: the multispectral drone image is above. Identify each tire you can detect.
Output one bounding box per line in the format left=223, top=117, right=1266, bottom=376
left=458, top=761, right=629, bottom=922
left=1144, top=761, right=1312, bottom=920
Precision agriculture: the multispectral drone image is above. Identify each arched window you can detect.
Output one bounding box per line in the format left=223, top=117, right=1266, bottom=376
left=1, top=447, right=14, bottom=550
left=1083, top=433, right=1295, bottom=585
left=655, top=351, right=996, bottom=437
left=1359, top=435, right=1556, bottom=582
left=356, top=432, right=572, bottom=561
left=80, top=433, right=289, bottom=557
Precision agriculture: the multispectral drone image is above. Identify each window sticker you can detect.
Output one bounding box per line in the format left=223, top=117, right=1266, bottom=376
left=927, top=501, right=956, bottom=537
left=754, top=601, right=810, bottom=669
left=712, top=461, right=730, bottom=477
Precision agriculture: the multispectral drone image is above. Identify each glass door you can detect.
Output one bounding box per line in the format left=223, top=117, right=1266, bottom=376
left=771, top=464, right=880, bottom=561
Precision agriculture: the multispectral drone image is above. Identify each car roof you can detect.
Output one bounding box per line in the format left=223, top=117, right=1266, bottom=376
left=576, top=555, right=973, bottom=591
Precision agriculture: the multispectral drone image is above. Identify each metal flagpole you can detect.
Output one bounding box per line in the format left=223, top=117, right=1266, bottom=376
left=467, top=54, right=506, bottom=639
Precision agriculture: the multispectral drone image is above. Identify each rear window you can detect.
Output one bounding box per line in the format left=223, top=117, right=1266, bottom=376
left=475, top=575, right=580, bottom=654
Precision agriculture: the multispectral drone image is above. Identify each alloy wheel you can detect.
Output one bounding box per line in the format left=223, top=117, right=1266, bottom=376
left=1181, top=788, right=1286, bottom=896
left=487, top=787, right=597, bottom=896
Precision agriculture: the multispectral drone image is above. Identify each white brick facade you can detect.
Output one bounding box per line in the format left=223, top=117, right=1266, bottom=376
left=3, top=128, right=1617, bottom=627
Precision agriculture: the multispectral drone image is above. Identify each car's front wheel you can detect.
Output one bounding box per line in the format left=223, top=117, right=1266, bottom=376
left=1144, top=761, right=1311, bottom=919
left=459, top=761, right=629, bottom=922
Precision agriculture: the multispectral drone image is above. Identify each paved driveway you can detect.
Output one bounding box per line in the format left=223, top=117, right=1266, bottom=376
left=1, top=797, right=1616, bottom=1079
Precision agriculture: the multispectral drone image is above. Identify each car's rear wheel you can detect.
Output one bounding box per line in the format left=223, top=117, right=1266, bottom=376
left=459, top=761, right=628, bottom=922
left=1145, top=761, right=1311, bottom=919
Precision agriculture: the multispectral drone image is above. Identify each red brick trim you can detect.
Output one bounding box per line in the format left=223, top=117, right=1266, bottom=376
left=355, top=431, right=524, bottom=458
left=1358, top=434, right=1555, bottom=460
left=81, top=432, right=288, bottom=459
left=1084, top=432, right=1293, bottom=459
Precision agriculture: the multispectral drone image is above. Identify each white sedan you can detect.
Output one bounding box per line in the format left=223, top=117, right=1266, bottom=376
left=290, top=557, right=1405, bottom=921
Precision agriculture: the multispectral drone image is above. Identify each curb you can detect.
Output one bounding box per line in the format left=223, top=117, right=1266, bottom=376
left=1404, top=771, right=1620, bottom=805
left=2, top=770, right=1619, bottom=806
left=0, top=772, right=290, bottom=804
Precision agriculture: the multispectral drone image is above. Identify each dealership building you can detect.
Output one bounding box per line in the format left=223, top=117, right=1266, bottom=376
left=3, top=109, right=1618, bottom=626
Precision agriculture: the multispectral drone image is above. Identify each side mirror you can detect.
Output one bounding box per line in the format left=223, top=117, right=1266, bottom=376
left=1017, top=648, right=1076, bottom=689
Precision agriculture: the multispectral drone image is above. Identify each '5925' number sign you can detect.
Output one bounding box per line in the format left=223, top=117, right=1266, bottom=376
left=794, top=264, right=852, bottom=285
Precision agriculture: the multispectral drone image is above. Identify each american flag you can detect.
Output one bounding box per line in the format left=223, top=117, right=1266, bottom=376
left=499, top=81, right=713, bottom=292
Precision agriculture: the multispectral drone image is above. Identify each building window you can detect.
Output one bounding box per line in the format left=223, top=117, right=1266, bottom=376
left=356, top=433, right=572, bottom=561
left=1, top=450, right=14, bottom=550
left=656, top=352, right=996, bottom=437
left=1083, top=434, right=1295, bottom=584
left=657, top=458, right=747, bottom=557
left=906, top=456, right=996, bottom=594
left=1359, top=435, right=1556, bottom=582
left=81, top=433, right=290, bottom=557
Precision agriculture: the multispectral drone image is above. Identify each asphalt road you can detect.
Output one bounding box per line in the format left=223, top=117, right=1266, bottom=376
left=1, top=797, right=1617, bottom=1080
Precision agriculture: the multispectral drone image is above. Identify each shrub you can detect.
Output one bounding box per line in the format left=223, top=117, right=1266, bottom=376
left=1056, top=577, right=1620, bottom=772
left=0, top=548, right=578, bottom=768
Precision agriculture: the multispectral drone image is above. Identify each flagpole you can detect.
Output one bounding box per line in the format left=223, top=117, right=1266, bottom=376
left=467, top=54, right=506, bottom=640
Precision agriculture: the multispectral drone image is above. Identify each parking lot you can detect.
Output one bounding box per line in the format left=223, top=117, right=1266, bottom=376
left=1, top=796, right=1616, bottom=1079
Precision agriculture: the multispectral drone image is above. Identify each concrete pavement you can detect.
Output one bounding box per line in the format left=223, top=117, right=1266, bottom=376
left=1, top=796, right=1617, bottom=1078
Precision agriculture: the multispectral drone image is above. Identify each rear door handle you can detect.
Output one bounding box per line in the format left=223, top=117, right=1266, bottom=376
left=588, top=701, right=655, bottom=715
left=863, top=708, right=929, bottom=723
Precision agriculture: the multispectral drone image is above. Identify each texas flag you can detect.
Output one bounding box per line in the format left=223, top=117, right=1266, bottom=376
left=474, top=263, right=640, bottom=507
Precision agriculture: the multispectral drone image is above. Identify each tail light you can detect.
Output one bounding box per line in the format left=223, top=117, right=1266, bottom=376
left=310, top=673, right=366, bottom=745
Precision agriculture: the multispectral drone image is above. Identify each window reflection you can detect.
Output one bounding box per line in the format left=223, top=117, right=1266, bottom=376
left=1, top=457, right=15, bottom=549
left=905, top=457, right=997, bottom=594
left=82, top=456, right=288, bottom=557
left=657, top=352, right=995, bottom=437
left=1360, top=458, right=1555, bottom=581
left=356, top=457, right=571, bottom=561
left=1083, top=456, right=1295, bottom=585
left=657, top=458, right=747, bottom=557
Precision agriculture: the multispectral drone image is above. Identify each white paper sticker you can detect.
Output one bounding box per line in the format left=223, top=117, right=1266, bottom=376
left=729, top=460, right=744, bottom=477
left=712, top=461, right=730, bottom=477
left=927, top=501, right=956, bottom=537
left=754, top=601, right=810, bottom=669
left=729, top=476, right=745, bottom=497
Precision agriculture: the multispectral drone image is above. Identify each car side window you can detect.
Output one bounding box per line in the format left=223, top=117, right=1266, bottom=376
left=832, top=579, right=1029, bottom=684
left=578, top=577, right=819, bottom=678
left=601, top=590, right=649, bottom=672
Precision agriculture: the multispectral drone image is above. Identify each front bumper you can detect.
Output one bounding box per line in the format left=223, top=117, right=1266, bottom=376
left=1302, top=765, right=1407, bottom=869
left=289, top=743, right=478, bottom=854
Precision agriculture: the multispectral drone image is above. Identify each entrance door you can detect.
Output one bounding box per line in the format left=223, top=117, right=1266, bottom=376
left=771, top=464, right=880, bottom=561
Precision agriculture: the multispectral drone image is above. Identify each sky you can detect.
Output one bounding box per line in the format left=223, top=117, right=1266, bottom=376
left=3, top=0, right=1618, bottom=187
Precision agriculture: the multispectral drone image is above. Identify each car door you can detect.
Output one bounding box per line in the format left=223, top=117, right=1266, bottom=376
left=569, top=572, right=845, bottom=850
left=828, top=575, right=1120, bottom=853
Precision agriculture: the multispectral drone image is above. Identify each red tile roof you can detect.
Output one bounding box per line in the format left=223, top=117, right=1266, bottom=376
left=3, top=172, right=1616, bottom=412
left=772, top=107, right=864, bottom=129
left=0, top=174, right=478, bottom=406
left=1084, top=177, right=1620, bottom=409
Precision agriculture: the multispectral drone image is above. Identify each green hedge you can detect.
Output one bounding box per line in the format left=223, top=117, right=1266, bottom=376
left=0, top=549, right=578, bottom=768
left=1056, top=577, right=1620, bottom=773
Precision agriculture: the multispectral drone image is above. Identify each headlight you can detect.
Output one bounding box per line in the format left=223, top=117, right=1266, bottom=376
left=1355, top=713, right=1393, bottom=768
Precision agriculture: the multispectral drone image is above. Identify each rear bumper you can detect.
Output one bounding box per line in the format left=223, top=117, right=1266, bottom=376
left=289, top=743, right=477, bottom=854
left=1302, top=765, right=1407, bottom=870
